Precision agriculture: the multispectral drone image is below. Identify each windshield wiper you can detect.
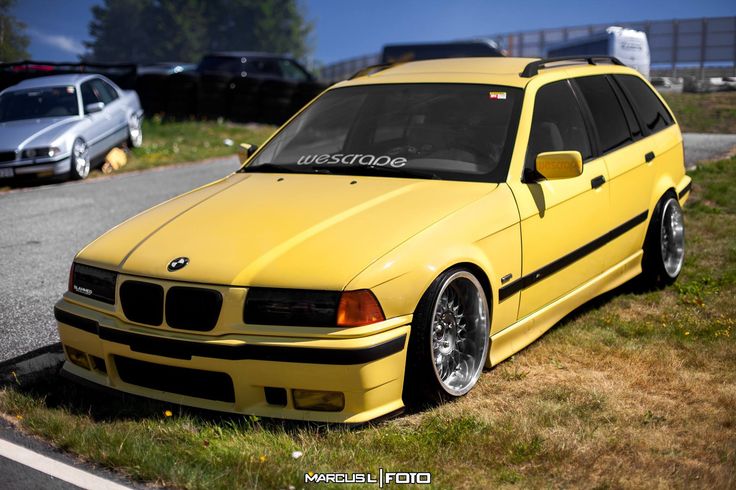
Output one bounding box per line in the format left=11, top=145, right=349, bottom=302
left=239, top=163, right=299, bottom=174
left=326, top=165, right=440, bottom=180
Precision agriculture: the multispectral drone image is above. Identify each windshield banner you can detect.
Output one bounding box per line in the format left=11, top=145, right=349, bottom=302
left=297, top=154, right=407, bottom=168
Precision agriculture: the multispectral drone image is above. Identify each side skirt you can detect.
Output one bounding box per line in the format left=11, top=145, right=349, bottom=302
left=488, top=250, right=643, bottom=366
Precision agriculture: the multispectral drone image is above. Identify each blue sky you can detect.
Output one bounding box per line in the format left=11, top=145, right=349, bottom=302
left=12, top=0, right=736, bottom=64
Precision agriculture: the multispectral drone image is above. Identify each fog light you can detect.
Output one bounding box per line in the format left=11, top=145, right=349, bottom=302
left=292, top=389, right=344, bottom=412
left=65, top=345, right=91, bottom=370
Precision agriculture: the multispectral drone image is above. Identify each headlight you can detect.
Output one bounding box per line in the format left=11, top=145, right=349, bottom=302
left=244, top=288, right=385, bottom=327
left=69, top=263, right=117, bottom=304
left=22, top=146, right=61, bottom=159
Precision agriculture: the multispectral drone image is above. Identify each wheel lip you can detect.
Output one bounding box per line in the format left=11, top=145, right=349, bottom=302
left=72, top=139, right=89, bottom=179
left=660, top=197, right=685, bottom=278
left=428, top=270, right=490, bottom=397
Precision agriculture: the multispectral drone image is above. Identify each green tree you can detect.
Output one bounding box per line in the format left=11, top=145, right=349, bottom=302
left=0, top=0, right=30, bottom=62
left=85, top=0, right=312, bottom=64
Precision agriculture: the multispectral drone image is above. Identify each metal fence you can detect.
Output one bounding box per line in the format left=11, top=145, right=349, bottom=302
left=321, top=16, right=736, bottom=82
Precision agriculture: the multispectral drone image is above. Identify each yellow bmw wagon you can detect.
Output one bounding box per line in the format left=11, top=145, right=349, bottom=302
left=55, top=56, right=690, bottom=423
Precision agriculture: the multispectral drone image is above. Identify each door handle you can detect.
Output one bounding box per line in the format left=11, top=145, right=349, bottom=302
left=645, top=151, right=655, bottom=163
left=591, top=175, right=606, bottom=189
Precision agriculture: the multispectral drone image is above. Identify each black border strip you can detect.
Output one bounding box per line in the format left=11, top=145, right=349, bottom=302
left=54, top=307, right=405, bottom=365
left=678, top=182, right=692, bottom=200
left=498, top=211, right=648, bottom=302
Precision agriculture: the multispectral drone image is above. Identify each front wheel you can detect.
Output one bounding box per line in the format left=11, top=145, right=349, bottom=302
left=640, top=194, right=685, bottom=288
left=69, top=138, right=90, bottom=180
left=404, top=268, right=490, bottom=405
left=127, top=115, right=143, bottom=148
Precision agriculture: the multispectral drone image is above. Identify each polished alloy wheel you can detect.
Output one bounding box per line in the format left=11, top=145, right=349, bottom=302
left=72, top=139, right=90, bottom=179
left=429, top=271, right=489, bottom=396
left=128, top=116, right=143, bottom=147
left=660, top=198, right=685, bottom=278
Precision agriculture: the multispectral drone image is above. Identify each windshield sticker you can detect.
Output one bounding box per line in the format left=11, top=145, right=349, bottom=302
left=488, top=91, right=507, bottom=100
left=297, top=154, right=407, bottom=168
left=66, top=86, right=75, bottom=94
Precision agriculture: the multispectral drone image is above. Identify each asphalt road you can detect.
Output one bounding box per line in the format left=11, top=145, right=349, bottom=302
left=0, top=133, right=733, bottom=362
left=0, top=156, right=241, bottom=361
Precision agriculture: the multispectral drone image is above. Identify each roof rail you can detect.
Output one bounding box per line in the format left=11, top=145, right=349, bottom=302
left=520, top=56, right=625, bottom=78
left=348, top=62, right=399, bottom=80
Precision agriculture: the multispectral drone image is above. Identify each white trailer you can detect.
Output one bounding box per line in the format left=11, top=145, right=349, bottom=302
left=546, top=26, right=650, bottom=78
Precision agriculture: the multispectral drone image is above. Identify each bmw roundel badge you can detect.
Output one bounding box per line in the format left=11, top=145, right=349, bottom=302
left=167, top=257, right=189, bottom=272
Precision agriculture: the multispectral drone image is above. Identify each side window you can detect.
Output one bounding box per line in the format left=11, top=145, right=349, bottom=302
left=525, top=80, right=592, bottom=172
left=608, top=76, right=642, bottom=140
left=90, top=79, right=116, bottom=104
left=80, top=81, right=100, bottom=110
left=99, top=80, right=119, bottom=102
left=614, top=74, right=673, bottom=134
left=278, top=60, right=309, bottom=82
left=574, top=75, right=632, bottom=154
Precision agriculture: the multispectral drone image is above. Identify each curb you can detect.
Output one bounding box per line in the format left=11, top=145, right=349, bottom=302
left=0, top=343, right=64, bottom=386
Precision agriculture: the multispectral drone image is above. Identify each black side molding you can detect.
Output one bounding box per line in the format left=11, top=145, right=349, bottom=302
left=54, top=307, right=406, bottom=365
left=499, top=211, right=648, bottom=301
left=678, top=182, right=692, bottom=199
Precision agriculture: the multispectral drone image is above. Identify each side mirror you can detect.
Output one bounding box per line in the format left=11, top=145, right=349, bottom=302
left=238, top=143, right=258, bottom=164
left=85, top=102, right=105, bottom=114
left=535, top=151, right=583, bottom=180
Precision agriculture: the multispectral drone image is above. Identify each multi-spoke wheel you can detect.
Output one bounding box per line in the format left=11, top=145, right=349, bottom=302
left=641, top=194, right=685, bottom=288
left=69, top=138, right=90, bottom=180
left=405, top=268, right=490, bottom=404
left=127, top=115, right=143, bottom=148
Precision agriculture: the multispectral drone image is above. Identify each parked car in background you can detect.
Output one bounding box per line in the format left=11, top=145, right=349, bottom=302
left=0, top=74, right=143, bottom=181
left=193, top=52, right=325, bottom=123
left=381, top=39, right=504, bottom=64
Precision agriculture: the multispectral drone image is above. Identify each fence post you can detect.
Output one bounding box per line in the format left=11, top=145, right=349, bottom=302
left=699, top=18, right=707, bottom=80
left=672, top=19, right=679, bottom=78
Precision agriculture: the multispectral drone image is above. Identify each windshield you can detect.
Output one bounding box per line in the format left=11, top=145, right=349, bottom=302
left=245, top=84, right=522, bottom=182
left=0, top=86, right=79, bottom=122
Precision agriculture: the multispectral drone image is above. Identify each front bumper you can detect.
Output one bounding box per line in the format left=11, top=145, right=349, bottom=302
left=0, top=155, right=72, bottom=179
left=55, top=298, right=410, bottom=423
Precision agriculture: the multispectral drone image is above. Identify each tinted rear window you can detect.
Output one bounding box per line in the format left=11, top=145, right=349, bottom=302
left=614, top=74, right=673, bottom=134
left=574, top=75, right=631, bottom=154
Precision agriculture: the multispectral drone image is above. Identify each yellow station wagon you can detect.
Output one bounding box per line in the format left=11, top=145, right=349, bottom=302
left=55, top=56, right=690, bottom=422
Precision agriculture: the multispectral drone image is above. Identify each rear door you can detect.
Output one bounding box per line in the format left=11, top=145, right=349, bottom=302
left=507, top=79, right=611, bottom=319
left=572, top=74, right=674, bottom=268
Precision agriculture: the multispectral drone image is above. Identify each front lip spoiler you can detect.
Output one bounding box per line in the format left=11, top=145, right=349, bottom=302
left=54, top=307, right=406, bottom=365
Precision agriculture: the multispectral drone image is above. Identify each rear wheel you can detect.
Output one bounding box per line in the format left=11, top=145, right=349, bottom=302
left=641, top=194, right=685, bottom=288
left=404, top=268, right=490, bottom=405
left=69, top=138, right=90, bottom=180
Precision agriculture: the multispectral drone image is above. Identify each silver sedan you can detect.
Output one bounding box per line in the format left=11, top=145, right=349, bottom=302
left=0, top=74, right=143, bottom=181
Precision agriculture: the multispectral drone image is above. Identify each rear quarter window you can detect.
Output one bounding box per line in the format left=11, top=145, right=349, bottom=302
left=614, top=74, right=673, bottom=134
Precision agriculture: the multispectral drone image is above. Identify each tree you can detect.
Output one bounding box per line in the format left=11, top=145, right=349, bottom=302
left=85, top=0, right=312, bottom=64
left=0, top=0, right=30, bottom=62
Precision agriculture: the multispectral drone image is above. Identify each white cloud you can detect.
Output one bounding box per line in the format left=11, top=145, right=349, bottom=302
left=27, top=28, right=85, bottom=56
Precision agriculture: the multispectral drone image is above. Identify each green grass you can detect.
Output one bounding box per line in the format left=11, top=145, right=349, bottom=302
left=106, top=117, right=276, bottom=174
left=1, top=158, right=736, bottom=488
left=662, top=91, right=736, bottom=134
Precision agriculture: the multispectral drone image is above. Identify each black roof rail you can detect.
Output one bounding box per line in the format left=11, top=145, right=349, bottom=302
left=348, top=62, right=399, bottom=80
left=520, top=56, right=625, bottom=78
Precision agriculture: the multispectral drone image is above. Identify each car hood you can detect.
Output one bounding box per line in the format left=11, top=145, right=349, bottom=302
left=0, top=117, right=78, bottom=149
left=78, top=172, right=497, bottom=290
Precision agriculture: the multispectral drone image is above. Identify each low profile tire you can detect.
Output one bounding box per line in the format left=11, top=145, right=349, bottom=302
left=404, top=267, right=491, bottom=406
left=640, top=193, right=685, bottom=288
left=69, top=138, right=90, bottom=180
left=127, top=115, right=143, bottom=148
